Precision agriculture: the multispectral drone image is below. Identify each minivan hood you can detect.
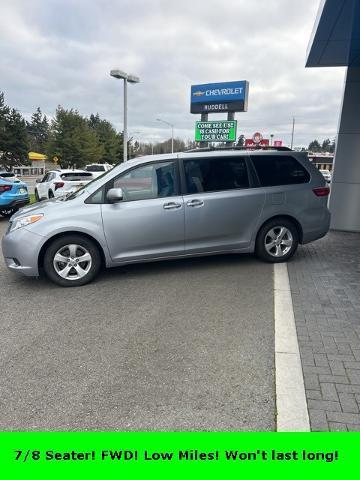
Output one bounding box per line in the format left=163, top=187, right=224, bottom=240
left=11, top=193, right=86, bottom=220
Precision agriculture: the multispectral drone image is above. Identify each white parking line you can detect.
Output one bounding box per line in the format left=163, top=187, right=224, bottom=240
left=274, top=262, right=310, bottom=431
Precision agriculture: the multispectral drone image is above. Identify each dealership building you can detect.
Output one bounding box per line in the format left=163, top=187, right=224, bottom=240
left=306, top=0, right=360, bottom=232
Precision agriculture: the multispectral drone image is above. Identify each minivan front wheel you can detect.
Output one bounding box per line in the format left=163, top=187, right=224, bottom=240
left=43, top=235, right=101, bottom=287
left=256, top=219, right=298, bottom=263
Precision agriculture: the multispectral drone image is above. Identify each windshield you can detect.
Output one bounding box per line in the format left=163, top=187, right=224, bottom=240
left=0, top=172, right=15, bottom=178
left=61, top=172, right=93, bottom=181
left=65, top=168, right=113, bottom=200
left=86, top=165, right=105, bottom=172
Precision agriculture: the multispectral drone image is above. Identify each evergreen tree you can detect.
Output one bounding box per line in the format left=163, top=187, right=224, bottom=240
left=330, top=139, right=336, bottom=153
left=27, top=107, right=50, bottom=153
left=237, top=134, right=245, bottom=146
left=47, top=107, right=104, bottom=168
left=88, top=113, right=119, bottom=164
left=322, top=138, right=331, bottom=152
left=308, top=139, right=321, bottom=152
left=0, top=92, right=29, bottom=169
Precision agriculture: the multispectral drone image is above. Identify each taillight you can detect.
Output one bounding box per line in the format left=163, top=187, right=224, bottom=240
left=0, top=184, right=12, bottom=192
left=313, top=187, right=330, bottom=197
left=54, top=182, right=65, bottom=190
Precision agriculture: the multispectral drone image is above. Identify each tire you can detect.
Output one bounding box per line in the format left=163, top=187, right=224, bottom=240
left=255, top=218, right=299, bottom=263
left=48, top=190, right=54, bottom=199
left=35, top=189, right=40, bottom=202
left=43, top=234, right=102, bottom=287
left=0, top=207, right=18, bottom=218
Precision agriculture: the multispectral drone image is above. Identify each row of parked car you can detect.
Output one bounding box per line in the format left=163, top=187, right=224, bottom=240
left=0, top=164, right=113, bottom=217
left=34, top=164, right=113, bottom=201
left=0, top=171, right=29, bottom=218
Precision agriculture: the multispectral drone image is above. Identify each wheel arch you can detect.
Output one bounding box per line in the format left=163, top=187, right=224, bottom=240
left=38, top=231, right=107, bottom=271
left=256, top=215, right=303, bottom=244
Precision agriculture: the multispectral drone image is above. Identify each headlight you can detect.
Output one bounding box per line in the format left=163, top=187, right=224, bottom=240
left=9, top=214, right=44, bottom=232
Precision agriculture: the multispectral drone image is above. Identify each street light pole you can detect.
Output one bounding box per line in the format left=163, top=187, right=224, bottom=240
left=171, top=124, right=174, bottom=154
left=123, top=78, right=128, bottom=162
left=290, top=117, right=295, bottom=150
left=156, top=118, right=174, bottom=154
left=110, top=69, right=140, bottom=162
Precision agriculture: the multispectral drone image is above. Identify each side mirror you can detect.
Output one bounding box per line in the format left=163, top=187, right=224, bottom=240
left=36, top=178, right=42, bottom=183
left=106, top=187, right=123, bottom=203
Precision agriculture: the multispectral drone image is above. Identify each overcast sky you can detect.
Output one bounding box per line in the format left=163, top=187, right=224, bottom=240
left=0, top=0, right=346, bottom=147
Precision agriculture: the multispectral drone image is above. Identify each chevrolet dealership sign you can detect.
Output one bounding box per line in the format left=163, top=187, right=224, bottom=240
left=195, top=120, right=237, bottom=142
left=191, top=81, right=249, bottom=113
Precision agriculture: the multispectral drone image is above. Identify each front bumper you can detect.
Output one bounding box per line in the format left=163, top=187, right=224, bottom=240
left=2, top=227, right=44, bottom=277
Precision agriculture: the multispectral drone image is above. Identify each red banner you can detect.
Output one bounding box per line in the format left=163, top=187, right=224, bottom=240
left=245, top=139, right=270, bottom=147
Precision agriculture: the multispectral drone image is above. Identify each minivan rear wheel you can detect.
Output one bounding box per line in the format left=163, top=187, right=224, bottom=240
left=43, top=234, right=101, bottom=287
left=255, top=218, right=298, bottom=263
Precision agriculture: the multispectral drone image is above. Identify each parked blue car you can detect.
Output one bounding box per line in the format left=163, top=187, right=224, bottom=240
left=0, top=174, right=30, bottom=218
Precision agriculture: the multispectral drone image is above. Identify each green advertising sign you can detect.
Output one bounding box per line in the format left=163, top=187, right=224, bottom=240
left=195, top=120, right=237, bottom=142
left=0, top=432, right=359, bottom=479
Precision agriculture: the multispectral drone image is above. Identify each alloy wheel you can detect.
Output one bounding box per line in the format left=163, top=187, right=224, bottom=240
left=264, top=226, right=293, bottom=258
left=53, top=244, right=92, bottom=280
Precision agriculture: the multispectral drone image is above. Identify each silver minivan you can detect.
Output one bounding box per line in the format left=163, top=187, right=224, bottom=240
left=2, top=148, right=330, bottom=287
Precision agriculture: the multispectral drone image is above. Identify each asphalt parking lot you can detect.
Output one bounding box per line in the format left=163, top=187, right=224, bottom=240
left=0, top=217, right=275, bottom=431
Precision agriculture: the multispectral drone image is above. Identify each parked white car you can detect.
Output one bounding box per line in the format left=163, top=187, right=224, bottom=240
left=35, top=170, right=93, bottom=200
left=84, top=163, right=113, bottom=178
left=0, top=171, right=19, bottom=182
left=319, top=169, right=332, bottom=183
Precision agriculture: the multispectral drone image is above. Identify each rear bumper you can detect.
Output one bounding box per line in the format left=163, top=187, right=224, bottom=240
left=54, top=189, right=69, bottom=198
left=301, top=210, right=331, bottom=244
left=0, top=197, right=30, bottom=210
left=2, top=227, right=43, bottom=277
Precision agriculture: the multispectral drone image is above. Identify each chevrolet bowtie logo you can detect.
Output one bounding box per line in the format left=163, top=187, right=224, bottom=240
left=193, top=90, right=205, bottom=97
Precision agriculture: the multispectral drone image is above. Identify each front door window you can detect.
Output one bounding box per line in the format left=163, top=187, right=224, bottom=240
left=113, top=162, right=177, bottom=201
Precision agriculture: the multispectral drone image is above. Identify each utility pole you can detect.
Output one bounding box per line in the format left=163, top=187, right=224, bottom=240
left=290, top=117, right=295, bottom=150
left=156, top=118, right=175, bottom=153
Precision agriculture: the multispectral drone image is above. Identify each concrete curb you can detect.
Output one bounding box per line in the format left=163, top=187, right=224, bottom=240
left=274, top=262, right=310, bottom=431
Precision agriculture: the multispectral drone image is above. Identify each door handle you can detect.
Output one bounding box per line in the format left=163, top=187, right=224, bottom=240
left=163, top=202, right=182, bottom=210
left=187, top=199, right=204, bottom=207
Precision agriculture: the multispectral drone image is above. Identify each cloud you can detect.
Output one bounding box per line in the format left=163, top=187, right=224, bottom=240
left=0, top=0, right=345, bottom=146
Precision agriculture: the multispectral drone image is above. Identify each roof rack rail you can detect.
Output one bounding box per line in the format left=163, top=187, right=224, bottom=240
left=185, top=145, right=292, bottom=153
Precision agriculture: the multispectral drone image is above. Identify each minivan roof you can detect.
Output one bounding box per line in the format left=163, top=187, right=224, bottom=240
left=109, top=147, right=304, bottom=175
left=185, top=146, right=292, bottom=153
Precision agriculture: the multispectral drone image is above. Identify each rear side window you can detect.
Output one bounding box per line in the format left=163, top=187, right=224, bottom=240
left=184, top=157, right=249, bottom=194
left=251, top=155, right=310, bottom=187
left=60, top=173, right=93, bottom=181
